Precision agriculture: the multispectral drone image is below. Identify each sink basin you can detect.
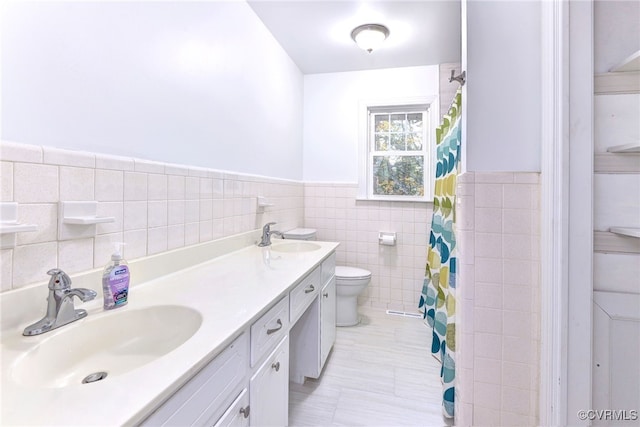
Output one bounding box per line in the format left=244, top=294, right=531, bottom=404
left=12, top=305, right=202, bottom=388
left=271, top=242, right=321, bottom=253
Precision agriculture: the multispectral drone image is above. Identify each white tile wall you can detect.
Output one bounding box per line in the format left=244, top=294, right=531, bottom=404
left=304, top=183, right=432, bottom=313
left=456, top=171, right=541, bottom=426
left=0, top=141, right=303, bottom=291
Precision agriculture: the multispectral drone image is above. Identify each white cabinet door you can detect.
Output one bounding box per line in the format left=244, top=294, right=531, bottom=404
left=250, top=336, right=289, bottom=427
left=212, top=389, right=250, bottom=427
left=593, top=291, right=640, bottom=426
left=320, top=277, right=336, bottom=368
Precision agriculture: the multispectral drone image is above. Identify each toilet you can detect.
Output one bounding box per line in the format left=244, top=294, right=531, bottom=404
left=333, top=265, right=372, bottom=326
left=283, top=228, right=372, bottom=327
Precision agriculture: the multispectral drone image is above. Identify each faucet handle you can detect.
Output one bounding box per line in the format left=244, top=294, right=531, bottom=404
left=264, top=222, right=277, bottom=231
left=47, top=268, right=72, bottom=290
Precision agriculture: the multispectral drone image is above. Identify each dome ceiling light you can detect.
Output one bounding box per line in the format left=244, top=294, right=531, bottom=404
left=350, top=23, right=390, bottom=53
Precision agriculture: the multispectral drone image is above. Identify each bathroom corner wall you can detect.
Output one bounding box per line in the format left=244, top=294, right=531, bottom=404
left=455, top=172, right=541, bottom=426
left=304, top=183, right=431, bottom=313
left=0, top=141, right=304, bottom=292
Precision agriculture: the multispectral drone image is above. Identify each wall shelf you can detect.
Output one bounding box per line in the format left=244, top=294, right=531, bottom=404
left=609, top=227, right=640, bottom=238
left=257, top=196, right=274, bottom=208
left=595, top=231, right=640, bottom=254
left=58, top=201, right=115, bottom=240
left=594, top=153, right=640, bottom=174
left=606, top=143, right=640, bottom=153
left=610, top=50, right=640, bottom=72
left=0, top=202, right=38, bottom=249
left=0, top=223, right=38, bottom=234
left=595, top=71, right=640, bottom=95
left=63, top=216, right=115, bottom=225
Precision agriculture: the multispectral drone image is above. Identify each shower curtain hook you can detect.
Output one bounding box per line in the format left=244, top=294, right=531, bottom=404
left=449, top=70, right=466, bottom=86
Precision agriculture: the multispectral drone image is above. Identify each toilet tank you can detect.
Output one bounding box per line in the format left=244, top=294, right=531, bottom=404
left=282, top=228, right=317, bottom=240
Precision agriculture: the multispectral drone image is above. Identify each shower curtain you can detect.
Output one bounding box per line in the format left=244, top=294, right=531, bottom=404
left=418, top=88, right=461, bottom=419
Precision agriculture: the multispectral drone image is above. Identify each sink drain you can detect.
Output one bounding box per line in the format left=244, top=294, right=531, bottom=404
left=82, top=371, right=108, bottom=384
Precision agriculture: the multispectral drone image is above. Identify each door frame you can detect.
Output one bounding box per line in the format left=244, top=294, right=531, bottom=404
left=540, top=0, right=593, bottom=425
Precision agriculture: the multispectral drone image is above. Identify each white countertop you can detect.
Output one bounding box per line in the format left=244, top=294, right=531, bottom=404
left=0, top=237, right=339, bottom=426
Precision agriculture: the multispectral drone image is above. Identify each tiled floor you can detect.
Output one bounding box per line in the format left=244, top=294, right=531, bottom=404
left=289, top=306, right=450, bottom=426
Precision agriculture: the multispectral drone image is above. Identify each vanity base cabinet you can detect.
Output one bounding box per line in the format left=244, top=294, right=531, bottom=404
left=249, top=335, right=289, bottom=427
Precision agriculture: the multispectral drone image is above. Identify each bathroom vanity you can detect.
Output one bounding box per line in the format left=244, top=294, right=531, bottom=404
left=0, top=230, right=339, bottom=426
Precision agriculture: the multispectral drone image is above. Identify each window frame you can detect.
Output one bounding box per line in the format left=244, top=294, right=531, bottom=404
left=357, top=96, right=439, bottom=202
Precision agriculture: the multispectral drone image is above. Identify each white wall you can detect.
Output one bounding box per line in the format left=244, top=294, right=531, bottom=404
left=1, top=1, right=304, bottom=180
left=464, top=0, right=541, bottom=172
left=302, top=65, right=439, bottom=182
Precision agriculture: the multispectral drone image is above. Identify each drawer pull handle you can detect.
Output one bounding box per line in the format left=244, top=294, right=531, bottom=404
left=266, top=319, right=282, bottom=335
left=272, top=361, right=280, bottom=372
left=304, top=284, right=315, bottom=294
left=323, top=292, right=329, bottom=298
left=239, top=406, right=250, bottom=418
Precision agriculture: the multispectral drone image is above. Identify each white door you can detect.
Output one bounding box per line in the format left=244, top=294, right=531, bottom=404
left=592, top=291, right=640, bottom=425
left=320, top=277, right=336, bottom=368
left=249, top=336, right=289, bottom=427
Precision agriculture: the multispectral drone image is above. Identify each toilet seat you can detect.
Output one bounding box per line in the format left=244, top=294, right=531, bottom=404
left=335, top=266, right=371, bottom=281
left=283, top=228, right=317, bottom=240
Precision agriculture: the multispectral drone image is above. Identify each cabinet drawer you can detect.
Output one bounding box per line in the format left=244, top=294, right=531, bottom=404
left=321, top=252, right=336, bottom=286
left=289, top=266, right=321, bottom=324
left=142, top=332, right=248, bottom=427
left=211, top=388, right=249, bottom=427
left=250, top=296, right=289, bottom=367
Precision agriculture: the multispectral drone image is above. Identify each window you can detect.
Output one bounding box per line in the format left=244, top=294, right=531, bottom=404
left=358, top=97, right=437, bottom=201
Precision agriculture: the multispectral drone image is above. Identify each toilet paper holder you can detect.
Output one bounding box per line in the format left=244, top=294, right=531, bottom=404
left=378, top=232, right=397, bottom=246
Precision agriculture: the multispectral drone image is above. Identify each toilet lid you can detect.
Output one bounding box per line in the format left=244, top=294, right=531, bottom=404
left=335, top=266, right=372, bottom=280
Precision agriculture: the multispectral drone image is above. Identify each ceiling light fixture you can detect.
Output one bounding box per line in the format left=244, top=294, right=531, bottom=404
left=350, top=23, right=390, bottom=53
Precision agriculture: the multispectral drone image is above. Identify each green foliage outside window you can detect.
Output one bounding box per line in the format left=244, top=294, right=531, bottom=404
left=372, top=112, right=425, bottom=197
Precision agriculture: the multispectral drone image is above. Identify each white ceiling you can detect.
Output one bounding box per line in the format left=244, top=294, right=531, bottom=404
left=247, top=0, right=461, bottom=75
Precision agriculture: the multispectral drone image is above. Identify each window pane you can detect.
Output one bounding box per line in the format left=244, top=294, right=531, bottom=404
left=375, top=115, right=389, bottom=132
left=372, top=155, right=424, bottom=196
left=406, top=132, right=423, bottom=150
left=375, top=135, right=389, bottom=151
left=390, top=133, right=405, bottom=150
left=390, top=114, right=405, bottom=132
left=407, top=113, right=423, bottom=132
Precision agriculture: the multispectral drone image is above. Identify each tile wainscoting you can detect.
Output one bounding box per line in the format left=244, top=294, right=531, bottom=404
left=0, top=141, right=303, bottom=291
left=456, top=172, right=541, bottom=426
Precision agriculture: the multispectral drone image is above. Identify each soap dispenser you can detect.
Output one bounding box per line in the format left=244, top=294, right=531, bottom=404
left=102, top=242, right=130, bottom=309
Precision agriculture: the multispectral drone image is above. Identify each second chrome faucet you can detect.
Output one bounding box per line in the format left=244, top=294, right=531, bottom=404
left=258, top=222, right=283, bottom=247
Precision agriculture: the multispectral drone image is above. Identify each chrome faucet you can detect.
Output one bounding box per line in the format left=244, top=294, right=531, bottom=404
left=23, top=269, right=97, bottom=336
left=258, top=222, right=283, bottom=247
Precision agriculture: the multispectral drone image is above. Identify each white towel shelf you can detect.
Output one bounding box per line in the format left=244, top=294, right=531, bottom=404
left=257, top=196, right=274, bottom=208
left=0, top=223, right=38, bottom=234
left=59, top=201, right=115, bottom=240
left=607, top=143, right=640, bottom=153
left=609, top=227, right=640, bottom=239
left=63, top=216, right=115, bottom=225
left=0, top=202, right=39, bottom=249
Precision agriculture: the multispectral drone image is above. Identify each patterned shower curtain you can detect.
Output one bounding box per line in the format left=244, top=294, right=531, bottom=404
left=418, top=88, right=462, bottom=419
